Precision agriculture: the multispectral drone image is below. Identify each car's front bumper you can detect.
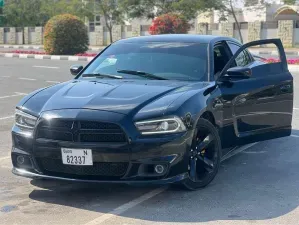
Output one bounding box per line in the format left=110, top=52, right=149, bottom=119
left=12, top=167, right=189, bottom=185
left=11, top=109, right=194, bottom=184
left=11, top=130, right=193, bottom=184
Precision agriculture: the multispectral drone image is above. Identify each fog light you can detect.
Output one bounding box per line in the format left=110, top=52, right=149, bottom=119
left=17, top=155, right=25, bottom=165
left=154, top=165, right=165, bottom=174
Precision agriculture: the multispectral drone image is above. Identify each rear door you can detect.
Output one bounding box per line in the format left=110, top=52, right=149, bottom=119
left=219, top=39, right=293, bottom=146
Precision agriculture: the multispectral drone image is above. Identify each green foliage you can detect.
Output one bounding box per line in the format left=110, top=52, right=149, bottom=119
left=41, top=0, right=89, bottom=22
left=284, top=0, right=296, bottom=4
left=85, top=0, right=125, bottom=43
left=2, top=0, right=88, bottom=27
left=44, top=14, right=89, bottom=55
left=2, top=0, right=45, bottom=27
left=121, top=0, right=222, bottom=21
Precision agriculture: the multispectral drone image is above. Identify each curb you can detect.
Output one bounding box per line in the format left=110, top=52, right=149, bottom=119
left=0, top=53, right=94, bottom=62
left=1, top=52, right=299, bottom=71
left=0, top=45, right=105, bottom=51
left=250, top=50, right=299, bottom=56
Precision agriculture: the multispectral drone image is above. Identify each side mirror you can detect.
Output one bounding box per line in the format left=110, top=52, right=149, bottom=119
left=70, top=65, right=83, bottom=76
left=226, top=67, right=251, bottom=78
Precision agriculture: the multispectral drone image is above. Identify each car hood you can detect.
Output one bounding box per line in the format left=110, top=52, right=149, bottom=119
left=21, top=79, right=211, bottom=116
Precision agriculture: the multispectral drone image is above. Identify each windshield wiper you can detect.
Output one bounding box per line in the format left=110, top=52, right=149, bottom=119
left=82, top=73, right=123, bottom=79
left=117, top=70, right=167, bottom=80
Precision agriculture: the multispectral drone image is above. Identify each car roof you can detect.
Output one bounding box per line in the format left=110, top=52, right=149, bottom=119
left=115, top=34, right=239, bottom=44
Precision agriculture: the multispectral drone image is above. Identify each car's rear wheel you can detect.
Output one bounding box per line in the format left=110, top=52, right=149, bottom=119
left=181, top=118, right=221, bottom=190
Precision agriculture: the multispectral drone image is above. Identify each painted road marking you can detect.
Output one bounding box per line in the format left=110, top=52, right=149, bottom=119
left=0, top=156, right=10, bottom=162
left=0, top=92, right=26, bottom=99
left=0, top=115, right=14, bottom=120
left=84, top=187, right=168, bottom=225
left=291, top=134, right=299, bottom=138
left=33, top=66, right=59, bottom=69
left=68, top=56, right=79, bottom=61
left=1, top=76, right=10, bottom=78
left=34, top=55, right=44, bottom=60
left=294, top=108, right=299, bottom=111
left=14, top=92, right=28, bottom=95
left=46, top=81, right=60, bottom=84
left=51, top=56, right=61, bottom=60
left=19, top=78, right=36, bottom=81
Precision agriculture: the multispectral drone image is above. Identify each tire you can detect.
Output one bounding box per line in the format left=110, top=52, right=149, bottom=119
left=180, top=118, right=222, bottom=191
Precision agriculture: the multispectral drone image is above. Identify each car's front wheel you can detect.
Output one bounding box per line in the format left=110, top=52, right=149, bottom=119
left=181, top=118, right=221, bottom=190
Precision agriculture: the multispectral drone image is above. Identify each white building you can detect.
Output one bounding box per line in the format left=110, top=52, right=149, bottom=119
left=198, top=1, right=299, bottom=24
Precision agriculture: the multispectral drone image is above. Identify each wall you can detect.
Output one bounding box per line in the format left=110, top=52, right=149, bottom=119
left=294, top=28, right=299, bottom=46
left=261, top=28, right=278, bottom=40
left=0, top=20, right=297, bottom=48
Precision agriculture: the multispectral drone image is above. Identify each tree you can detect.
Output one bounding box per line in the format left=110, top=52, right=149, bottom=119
left=86, top=0, right=125, bottom=43
left=3, top=0, right=45, bottom=42
left=149, top=13, right=190, bottom=34
left=121, top=0, right=222, bottom=21
left=41, top=0, right=89, bottom=23
left=284, top=0, right=296, bottom=4
left=2, top=0, right=90, bottom=43
left=218, top=0, right=267, bottom=44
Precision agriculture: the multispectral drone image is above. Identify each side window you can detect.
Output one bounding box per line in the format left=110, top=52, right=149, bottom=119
left=213, top=43, right=231, bottom=75
left=228, top=43, right=252, bottom=67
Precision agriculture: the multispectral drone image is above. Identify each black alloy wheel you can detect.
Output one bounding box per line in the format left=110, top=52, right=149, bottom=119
left=181, top=118, right=221, bottom=190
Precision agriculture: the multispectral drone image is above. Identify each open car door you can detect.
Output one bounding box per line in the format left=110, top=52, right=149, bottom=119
left=218, top=39, right=293, bottom=146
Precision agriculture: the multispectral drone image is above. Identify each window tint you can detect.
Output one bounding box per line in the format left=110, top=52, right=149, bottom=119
left=83, top=42, right=208, bottom=81
left=214, top=44, right=231, bottom=75
left=228, top=43, right=252, bottom=67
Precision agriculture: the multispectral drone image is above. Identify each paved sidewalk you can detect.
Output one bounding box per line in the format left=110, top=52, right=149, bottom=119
left=250, top=49, right=299, bottom=56
left=0, top=52, right=94, bottom=61
left=1, top=52, right=299, bottom=72
left=2, top=44, right=299, bottom=56
left=0, top=44, right=106, bottom=51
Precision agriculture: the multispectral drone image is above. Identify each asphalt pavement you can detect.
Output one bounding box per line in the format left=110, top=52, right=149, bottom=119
left=0, top=57, right=299, bottom=225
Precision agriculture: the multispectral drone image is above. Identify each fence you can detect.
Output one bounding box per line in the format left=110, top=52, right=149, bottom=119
left=0, top=20, right=297, bottom=47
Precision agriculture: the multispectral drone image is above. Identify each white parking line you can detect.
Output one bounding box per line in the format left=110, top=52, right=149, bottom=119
left=19, top=77, right=36, bottom=81
left=294, top=108, right=299, bottom=111
left=84, top=187, right=168, bottom=225
left=0, top=156, right=10, bottom=162
left=14, top=92, right=28, bottom=95
left=291, top=134, right=299, bottom=138
left=2, top=76, right=10, bottom=78
left=0, top=92, right=26, bottom=99
left=33, top=66, right=59, bottom=69
left=0, top=115, right=14, bottom=120
left=46, top=81, right=60, bottom=84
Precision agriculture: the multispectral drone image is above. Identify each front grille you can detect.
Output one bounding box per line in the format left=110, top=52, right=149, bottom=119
left=38, top=158, right=129, bottom=177
left=80, top=133, right=126, bottom=142
left=80, top=121, right=121, bottom=130
left=37, top=129, right=73, bottom=141
left=36, top=120, right=127, bottom=143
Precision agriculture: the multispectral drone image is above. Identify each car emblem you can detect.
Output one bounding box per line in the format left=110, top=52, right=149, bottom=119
left=70, top=121, right=80, bottom=142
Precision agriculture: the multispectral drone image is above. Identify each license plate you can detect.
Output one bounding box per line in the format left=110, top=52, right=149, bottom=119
left=61, top=148, right=93, bottom=165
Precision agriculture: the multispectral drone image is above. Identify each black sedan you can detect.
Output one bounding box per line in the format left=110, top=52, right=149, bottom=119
left=11, top=35, right=293, bottom=190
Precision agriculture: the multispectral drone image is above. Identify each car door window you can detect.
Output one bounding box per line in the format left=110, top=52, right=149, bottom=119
left=228, top=42, right=252, bottom=67
left=213, top=43, right=231, bottom=76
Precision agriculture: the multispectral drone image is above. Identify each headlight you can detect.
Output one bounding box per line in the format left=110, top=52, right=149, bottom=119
left=15, top=109, right=37, bottom=130
left=135, top=116, right=187, bottom=135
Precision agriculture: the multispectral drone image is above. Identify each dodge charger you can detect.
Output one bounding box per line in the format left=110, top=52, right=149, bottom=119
left=11, top=35, right=293, bottom=190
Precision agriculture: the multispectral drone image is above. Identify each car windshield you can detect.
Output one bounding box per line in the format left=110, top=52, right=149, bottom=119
left=81, top=42, right=208, bottom=81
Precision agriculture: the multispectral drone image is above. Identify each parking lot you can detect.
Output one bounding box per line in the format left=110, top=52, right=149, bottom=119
left=0, top=57, right=299, bottom=225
